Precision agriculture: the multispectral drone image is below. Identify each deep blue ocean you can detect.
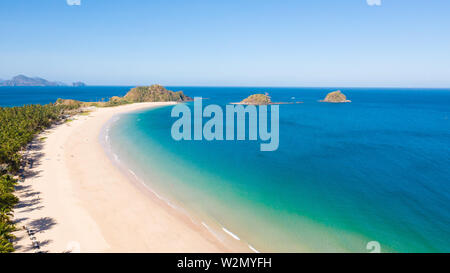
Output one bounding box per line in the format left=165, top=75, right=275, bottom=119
left=0, top=86, right=132, bottom=107
left=2, top=86, right=450, bottom=252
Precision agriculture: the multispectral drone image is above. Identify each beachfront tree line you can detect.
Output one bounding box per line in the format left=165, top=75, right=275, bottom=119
left=0, top=103, right=80, bottom=252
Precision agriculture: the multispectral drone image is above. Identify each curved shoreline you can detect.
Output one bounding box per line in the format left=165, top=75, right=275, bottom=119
left=13, top=102, right=246, bottom=252
left=100, top=105, right=254, bottom=253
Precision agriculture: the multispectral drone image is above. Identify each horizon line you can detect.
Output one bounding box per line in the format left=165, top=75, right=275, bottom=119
left=2, top=84, right=450, bottom=89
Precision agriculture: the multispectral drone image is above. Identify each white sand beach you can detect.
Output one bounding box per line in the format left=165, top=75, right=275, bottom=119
left=12, top=102, right=246, bottom=253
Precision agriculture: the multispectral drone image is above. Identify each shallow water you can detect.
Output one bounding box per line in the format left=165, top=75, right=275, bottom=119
left=106, top=87, right=450, bottom=252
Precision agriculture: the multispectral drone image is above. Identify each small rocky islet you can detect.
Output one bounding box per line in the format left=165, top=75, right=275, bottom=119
left=237, top=94, right=273, bottom=105
left=320, top=90, right=351, bottom=103
left=233, top=90, right=351, bottom=105
left=234, top=94, right=303, bottom=105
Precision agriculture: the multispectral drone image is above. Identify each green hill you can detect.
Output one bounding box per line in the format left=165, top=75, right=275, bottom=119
left=124, top=85, right=192, bottom=103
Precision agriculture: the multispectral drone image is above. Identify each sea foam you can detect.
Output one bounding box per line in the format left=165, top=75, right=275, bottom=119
left=222, top=227, right=240, bottom=241
left=248, top=244, right=260, bottom=253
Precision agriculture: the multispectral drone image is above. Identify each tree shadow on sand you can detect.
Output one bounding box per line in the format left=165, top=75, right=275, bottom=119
left=19, top=141, right=45, bottom=179
left=29, top=217, right=57, bottom=233
left=13, top=217, right=28, bottom=225
left=15, top=198, right=40, bottom=209
left=22, top=239, right=52, bottom=252
left=20, top=205, right=44, bottom=213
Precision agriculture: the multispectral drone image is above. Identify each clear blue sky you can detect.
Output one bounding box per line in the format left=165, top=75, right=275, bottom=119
left=1, top=0, right=449, bottom=87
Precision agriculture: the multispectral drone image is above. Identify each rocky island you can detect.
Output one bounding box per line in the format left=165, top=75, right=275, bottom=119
left=321, top=90, right=351, bottom=103
left=56, top=84, right=192, bottom=107
left=238, top=94, right=272, bottom=105
left=233, top=93, right=302, bottom=105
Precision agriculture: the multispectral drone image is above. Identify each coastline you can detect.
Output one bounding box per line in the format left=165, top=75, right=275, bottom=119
left=12, top=102, right=247, bottom=253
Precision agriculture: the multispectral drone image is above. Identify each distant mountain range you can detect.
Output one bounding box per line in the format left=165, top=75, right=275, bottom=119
left=0, top=75, right=86, bottom=87
left=72, top=81, right=87, bottom=87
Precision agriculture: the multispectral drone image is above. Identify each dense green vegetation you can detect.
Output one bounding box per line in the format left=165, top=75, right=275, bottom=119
left=0, top=104, right=78, bottom=172
left=0, top=103, right=80, bottom=252
left=102, top=96, right=131, bottom=107
left=0, top=174, right=18, bottom=253
left=55, top=98, right=101, bottom=108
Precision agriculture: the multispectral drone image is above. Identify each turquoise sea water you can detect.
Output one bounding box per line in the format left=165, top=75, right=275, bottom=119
left=2, top=86, right=449, bottom=252
left=106, top=87, right=450, bottom=253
